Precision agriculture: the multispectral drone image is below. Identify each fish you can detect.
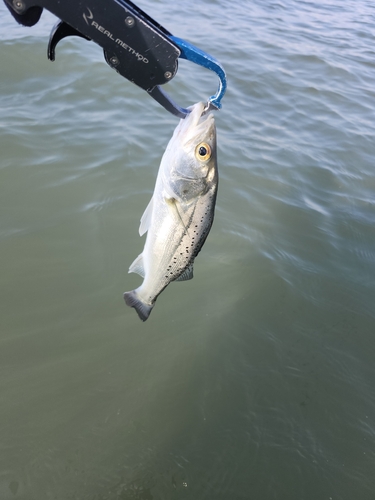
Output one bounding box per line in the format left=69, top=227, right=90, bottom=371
left=124, top=101, right=218, bottom=322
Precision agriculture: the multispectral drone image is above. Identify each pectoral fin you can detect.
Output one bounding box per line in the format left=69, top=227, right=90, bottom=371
left=165, top=197, right=188, bottom=233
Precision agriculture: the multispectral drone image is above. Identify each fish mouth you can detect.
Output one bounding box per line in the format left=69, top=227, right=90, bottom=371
left=188, top=102, right=214, bottom=128
left=177, top=102, right=216, bottom=145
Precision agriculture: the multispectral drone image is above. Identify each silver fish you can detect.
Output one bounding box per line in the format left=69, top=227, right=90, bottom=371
left=124, top=101, right=218, bottom=321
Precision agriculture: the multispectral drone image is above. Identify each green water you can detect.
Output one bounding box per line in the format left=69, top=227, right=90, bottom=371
left=1, top=0, right=375, bottom=498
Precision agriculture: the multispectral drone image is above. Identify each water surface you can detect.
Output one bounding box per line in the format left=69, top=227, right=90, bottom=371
left=1, top=1, right=375, bottom=499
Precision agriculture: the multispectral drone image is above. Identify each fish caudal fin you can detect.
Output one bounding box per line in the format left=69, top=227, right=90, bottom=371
left=123, top=290, right=154, bottom=322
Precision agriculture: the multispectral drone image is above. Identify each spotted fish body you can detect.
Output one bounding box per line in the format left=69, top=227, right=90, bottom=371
left=124, top=102, right=218, bottom=321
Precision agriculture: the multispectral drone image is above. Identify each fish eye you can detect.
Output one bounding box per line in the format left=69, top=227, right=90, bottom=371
left=195, top=142, right=211, bottom=161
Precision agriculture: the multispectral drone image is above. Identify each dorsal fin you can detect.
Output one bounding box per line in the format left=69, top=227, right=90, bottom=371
left=175, top=263, right=194, bottom=281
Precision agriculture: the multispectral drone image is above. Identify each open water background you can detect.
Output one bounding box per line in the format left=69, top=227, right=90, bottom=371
left=1, top=0, right=375, bottom=498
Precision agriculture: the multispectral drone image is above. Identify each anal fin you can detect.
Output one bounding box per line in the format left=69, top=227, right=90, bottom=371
left=128, top=254, right=145, bottom=278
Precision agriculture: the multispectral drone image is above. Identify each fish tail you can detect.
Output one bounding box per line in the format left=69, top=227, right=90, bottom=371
left=123, top=290, right=154, bottom=322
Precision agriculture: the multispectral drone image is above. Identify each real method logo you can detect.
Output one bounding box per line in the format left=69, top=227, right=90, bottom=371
left=83, top=7, right=94, bottom=25
left=82, top=7, right=149, bottom=63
